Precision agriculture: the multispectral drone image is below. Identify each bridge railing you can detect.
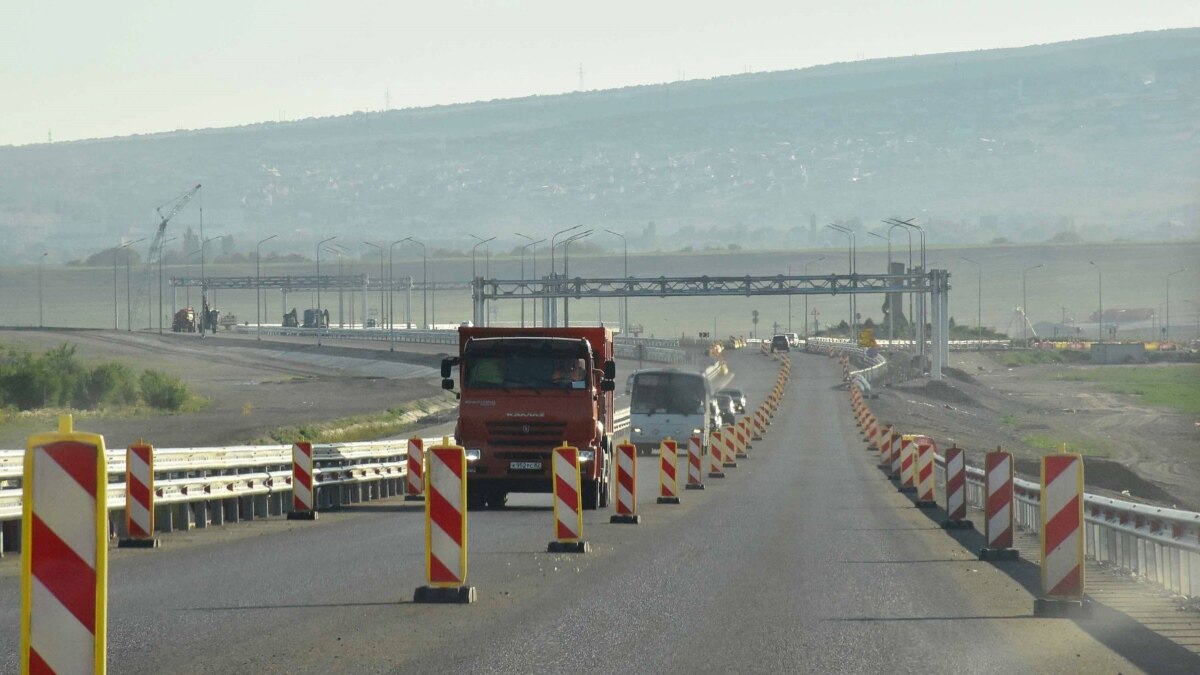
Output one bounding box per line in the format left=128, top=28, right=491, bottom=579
left=804, top=337, right=888, bottom=384
left=942, top=455, right=1200, bottom=599
left=0, top=406, right=636, bottom=533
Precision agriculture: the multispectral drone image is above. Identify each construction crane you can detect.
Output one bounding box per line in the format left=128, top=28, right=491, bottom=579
left=148, top=184, right=201, bottom=263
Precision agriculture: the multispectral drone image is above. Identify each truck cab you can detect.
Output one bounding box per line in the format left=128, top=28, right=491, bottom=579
left=443, top=327, right=616, bottom=510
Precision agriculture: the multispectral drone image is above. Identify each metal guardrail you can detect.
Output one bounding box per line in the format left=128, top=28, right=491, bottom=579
left=942, top=455, right=1200, bottom=600
left=247, top=326, right=459, bottom=344
left=805, top=338, right=887, bottom=384
left=1, top=406, right=636, bottom=527
left=614, top=343, right=687, bottom=364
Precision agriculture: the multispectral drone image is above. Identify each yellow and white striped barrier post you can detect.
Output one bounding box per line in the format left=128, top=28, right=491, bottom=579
left=1035, top=449, right=1089, bottom=617
left=414, top=437, right=475, bottom=603
left=21, top=415, right=108, bottom=674
left=548, top=443, right=589, bottom=553
left=708, top=429, right=726, bottom=479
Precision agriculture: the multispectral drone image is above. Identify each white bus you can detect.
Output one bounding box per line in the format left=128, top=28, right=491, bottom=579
left=627, top=369, right=713, bottom=455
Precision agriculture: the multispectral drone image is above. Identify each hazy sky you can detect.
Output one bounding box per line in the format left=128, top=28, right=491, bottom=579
left=2, top=1, right=1197, bottom=146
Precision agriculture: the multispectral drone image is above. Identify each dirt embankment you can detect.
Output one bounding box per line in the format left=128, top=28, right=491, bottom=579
left=866, top=351, right=1200, bottom=511
left=0, top=330, right=445, bottom=449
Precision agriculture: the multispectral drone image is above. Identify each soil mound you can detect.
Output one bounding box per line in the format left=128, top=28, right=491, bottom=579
left=942, top=367, right=981, bottom=386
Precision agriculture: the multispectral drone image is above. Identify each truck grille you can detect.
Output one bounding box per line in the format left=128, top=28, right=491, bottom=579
left=485, top=421, right=568, bottom=447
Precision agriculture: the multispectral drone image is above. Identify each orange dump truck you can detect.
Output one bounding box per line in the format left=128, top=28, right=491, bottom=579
left=442, top=327, right=616, bottom=510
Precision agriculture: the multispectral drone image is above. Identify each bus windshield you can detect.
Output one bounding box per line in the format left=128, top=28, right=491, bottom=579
left=631, top=372, right=707, bottom=415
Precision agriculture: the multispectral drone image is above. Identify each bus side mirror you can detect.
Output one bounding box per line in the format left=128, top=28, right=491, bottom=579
left=600, top=380, right=615, bottom=392
left=603, top=360, right=616, bottom=380
left=441, top=356, right=459, bottom=379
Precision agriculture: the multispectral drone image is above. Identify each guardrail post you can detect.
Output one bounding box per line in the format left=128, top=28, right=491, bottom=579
left=413, top=437, right=475, bottom=603
left=979, top=448, right=1019, bottom=561
left=548, top=443, right=590, bottom=553
left=1034, top=452, right=1090, bottom=617
left=21, top=415, right=108, bottom=674
left=657, top=438, right=680, bottom=505
left=610, top=441, right=640, bottom=524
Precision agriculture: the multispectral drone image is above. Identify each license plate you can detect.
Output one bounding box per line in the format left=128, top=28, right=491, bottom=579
left=510, top=461, right=542, bottom=471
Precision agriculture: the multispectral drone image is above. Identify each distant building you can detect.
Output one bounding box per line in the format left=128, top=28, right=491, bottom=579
left=1089, top=342, right=1147, bottom=365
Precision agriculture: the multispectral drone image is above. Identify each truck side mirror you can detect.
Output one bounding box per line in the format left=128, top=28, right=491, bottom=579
left=441, top=356, right=459, bottom=379
left=442, top=378, right=455, bottom=391
left=603, top=360, right=616, bottom=380
left=600, top=380, right=615, bottom=392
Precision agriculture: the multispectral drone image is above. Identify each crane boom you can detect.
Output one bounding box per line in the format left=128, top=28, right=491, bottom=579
left=148, top=183, right=201, bottom=262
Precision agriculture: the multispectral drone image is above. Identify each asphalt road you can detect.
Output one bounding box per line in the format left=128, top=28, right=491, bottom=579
left=0, top=350, right=1187, bottom=673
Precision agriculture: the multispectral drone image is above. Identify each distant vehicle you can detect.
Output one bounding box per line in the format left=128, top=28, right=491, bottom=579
left=717, top=388, right=747, bottom=413
left=218, top=313, right=238, bottom=330
left=785, top=332, right=801, bottom=347
left=629, top=369, right=713, bottom=455
left=709, top=399, right=725, bottom=430
left=282, top=308, right=299, bottom=327
left=171, top=307, right=196, bottom=333
left=303, top=308, right=329, bottom=328
left=771, top=334, right=790, bottom=352
left=715, top=394, right=737, bottom=420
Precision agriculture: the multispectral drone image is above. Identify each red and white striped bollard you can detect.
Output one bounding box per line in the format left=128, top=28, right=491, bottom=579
left=686, top=435, right=705, bottom=490
left=287, top=441, right=318, bottom=520
left=708, top=429, right=726, bottom=479
left=914, top=436, right=936, bottom=507
left=657, top=438, right=680, bottom=504
left=979, top=448, right=1019, bottom=560
left=941, top=446, right=972, bottom=529
left=1035, top=452, right=1089, bottom=616
left=405, top=437, right=425, bottom=501
left=119, top=440, right=160, bottom=548
left=548, top=443, right=590, bottom=553
left=610, top=441, right=640, bottom=524
left=21, top=415, right=108, bottom=674
left=414, top=437, right=475, bottom=603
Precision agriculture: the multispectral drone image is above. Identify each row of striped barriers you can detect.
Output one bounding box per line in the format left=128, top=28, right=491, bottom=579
left=840, top=359, right=1092, bottom=619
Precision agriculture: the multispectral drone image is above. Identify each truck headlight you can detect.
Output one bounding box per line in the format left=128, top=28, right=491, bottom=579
left=692, top=428, right=703, bottom=435
left=579, top=450, right=595, bottom=463
left=632, top=427, right=642, bottom=435
left=465, top=448, right=481, bottom=462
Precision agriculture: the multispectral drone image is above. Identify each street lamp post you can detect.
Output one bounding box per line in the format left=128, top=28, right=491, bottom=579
left=256, top=235, right=277, bottom=340
left=113, top=238, right=145, bottom=332
left=470, top=236, right=496, bottom=325
left=515, top=232, right=535, bottom=327
left=803, top=255, right=826, bottom=339
left=401, top=237, right=427, bottom=329
left=157, top=237, right=177, bottom=335
left=1166, top=268, right=1186, bottom=340
left=364, top=242, right=385, bottom=331
left=960, top=256, right=982, bottom=350
left=549, top=225, right=584, bottom=326
left=1088, top=260, right=1102, bottom=342
left=1022, top=263, right=1044, bottom=344
left=518, top=236, right=545, bottom=328
left=868, top=230, right=895, bottom=343
left=37, top=251, right=48, bottom=326
left=316, top=236, right=336, bottom=345
left=604, top=229, right=628, bottom=334
left=560, top=230, right=593, bottom=327
left=827, top=224, right=855, bottom=339
left=885, top=219, right=920, bottom=349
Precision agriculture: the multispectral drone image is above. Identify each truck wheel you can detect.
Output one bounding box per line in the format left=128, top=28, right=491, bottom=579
left=581, top=479, right=600, bottom=511
left=466, top=486, right=486, bottom=511
left=484, top=491, right=508, bottom=510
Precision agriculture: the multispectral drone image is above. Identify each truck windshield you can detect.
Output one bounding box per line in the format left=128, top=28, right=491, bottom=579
left=631, top=372, right=707, bottom=415
left=464, top=354, right=589, bottom=391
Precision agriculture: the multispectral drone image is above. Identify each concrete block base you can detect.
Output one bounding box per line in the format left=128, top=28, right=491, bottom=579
left=978, top=547, right=1020, bottom=561
left=941, top=519, right=974, bottom=530
left=656, top=497, right=681, bottom=505
left=413, top=585, right=476, bottom=604
left=610, top=514, right=641, bottom=524
left=708, top=472, right=726, bottom=479
left=286, top=511, right=318, bottom=521
left=404, top=495, right=425, bottom=502
left=118, top=537, right=161, bottom=549
left=547, top=540, right=590, bottom=553
left=685, top=483, right=705, bottom=490
left=1034, top=597, right=1092, bottom=618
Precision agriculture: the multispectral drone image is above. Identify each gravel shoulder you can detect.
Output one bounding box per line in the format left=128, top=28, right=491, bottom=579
left=866, top=350, right=1200, bottom=511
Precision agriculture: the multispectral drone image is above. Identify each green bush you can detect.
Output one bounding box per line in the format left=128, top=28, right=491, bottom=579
left=0, top=344, right=88, bottom=410
left=79, top=362, right=140, bottom=408
left=139, top=370, right=189, bottom=410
